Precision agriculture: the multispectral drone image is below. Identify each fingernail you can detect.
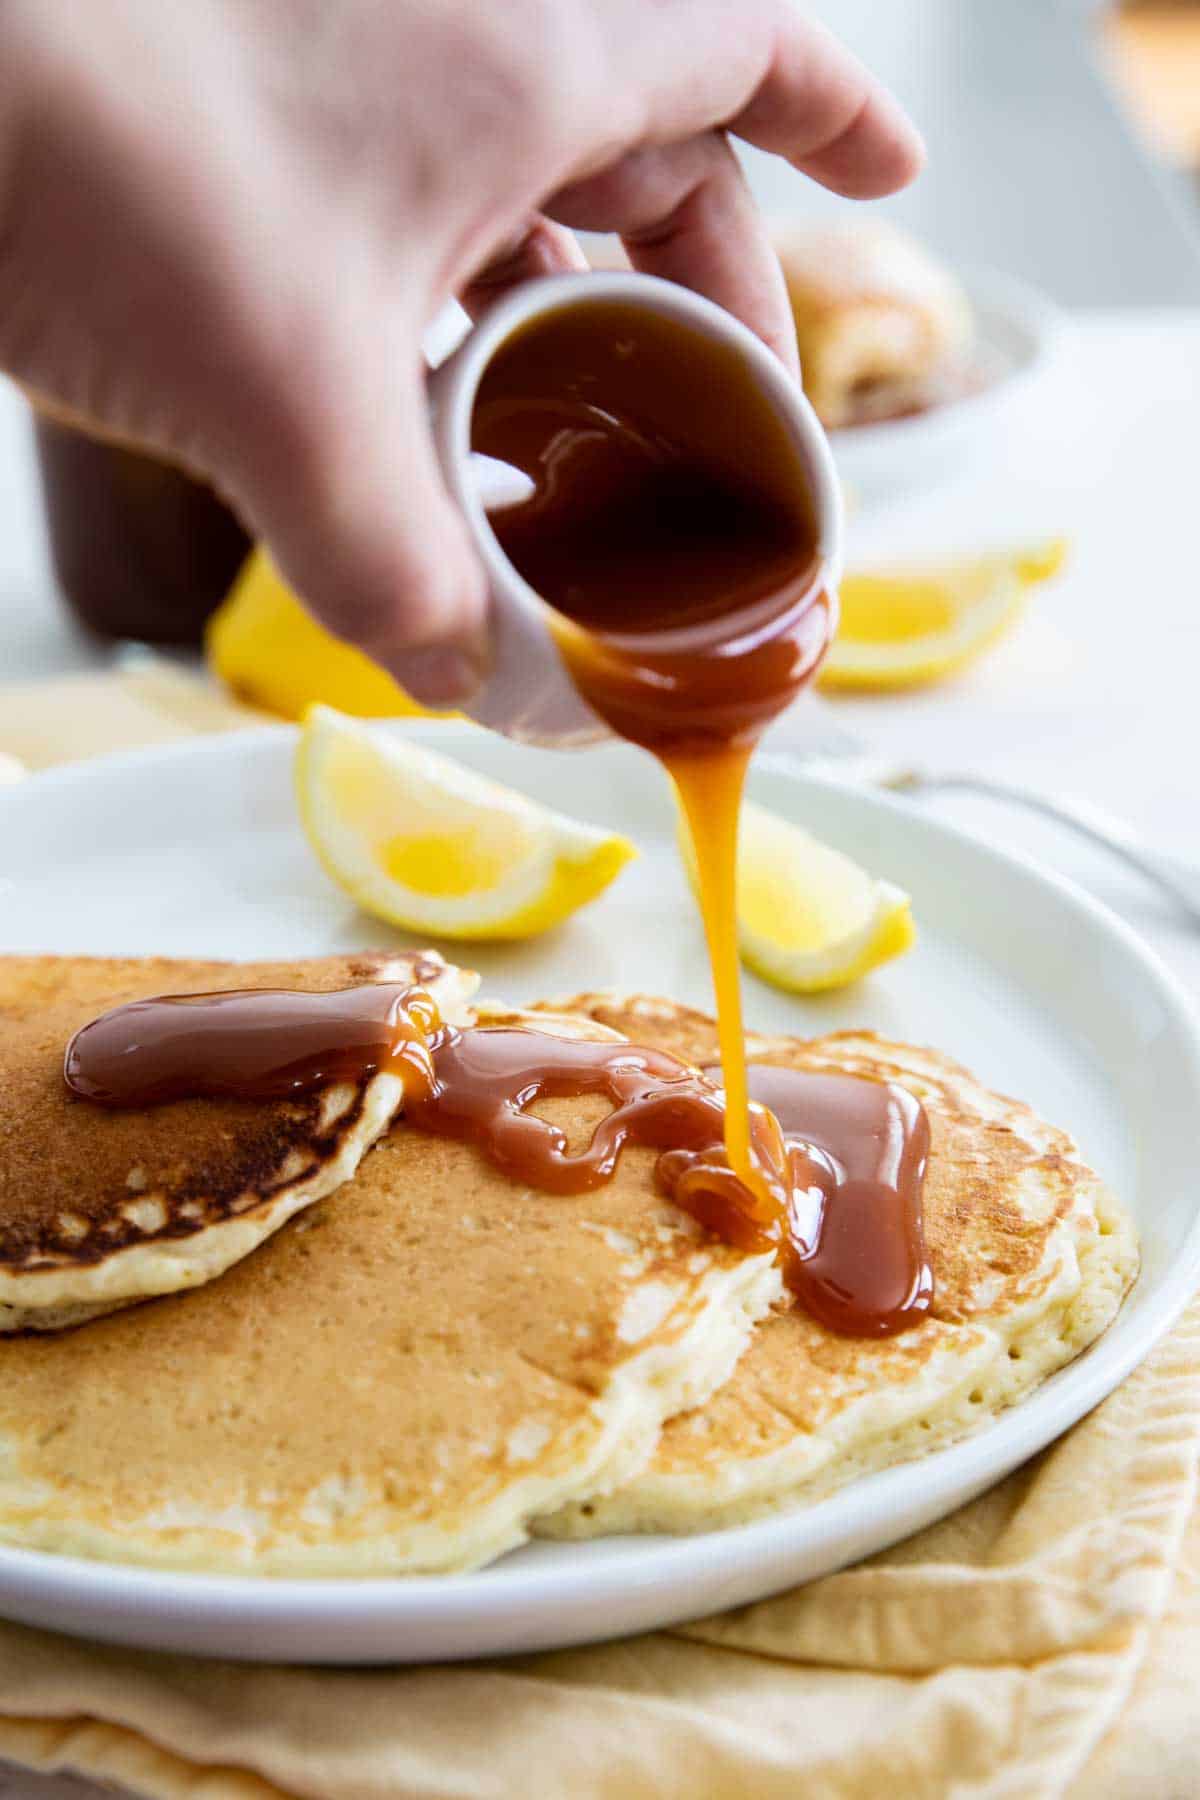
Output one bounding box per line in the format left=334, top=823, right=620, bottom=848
left=389, top=646, right=481, bottom=707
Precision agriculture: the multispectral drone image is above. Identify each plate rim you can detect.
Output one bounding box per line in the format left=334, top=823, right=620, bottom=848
left=1, top=722, right=1198, bottom=1656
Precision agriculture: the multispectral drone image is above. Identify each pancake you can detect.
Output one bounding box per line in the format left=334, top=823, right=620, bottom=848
left=0, top=1007, right=782, bottom=1574
left=535, top=995, right=1139, bottom=1537
left=0, top=950, right=477, bottom=1333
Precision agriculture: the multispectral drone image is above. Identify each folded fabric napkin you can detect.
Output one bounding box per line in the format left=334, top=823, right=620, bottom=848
left=0, top=663, right=264, bottom=770
left=0, top=668, right=1196, bottom=1800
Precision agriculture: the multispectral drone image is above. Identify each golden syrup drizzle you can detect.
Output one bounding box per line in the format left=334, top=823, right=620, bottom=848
left=669, top=747, right=779, bottom=1220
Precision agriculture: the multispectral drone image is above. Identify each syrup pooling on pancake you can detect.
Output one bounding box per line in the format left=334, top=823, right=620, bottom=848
left=65, top=982, right=444, bottom=1108
left=413, top=1024, right=805, bottom=1280
left=0, top=951, right=479, bottom=1334
left=65, top=987, right=932, bottom=1337
left=698, top=1064, right=932, bottom=1338
left=412, top=1031, right=931, bottom=1336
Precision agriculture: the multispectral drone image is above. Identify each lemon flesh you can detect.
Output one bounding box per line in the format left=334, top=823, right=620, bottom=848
left=296, top=708, right=635, bottom=940
left=208, top=550, right=438, bottom=720
left=680, top=799, right=914, bottom=993
left=820, top=540, right=1066, bottom=690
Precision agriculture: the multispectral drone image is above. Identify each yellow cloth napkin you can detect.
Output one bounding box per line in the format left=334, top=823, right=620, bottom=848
left=0, top=663, right=265, bottom=770
left=0, top=667, right=1197, bottom=1800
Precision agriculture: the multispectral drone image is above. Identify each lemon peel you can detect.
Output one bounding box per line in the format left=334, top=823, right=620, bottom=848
left=680, top=799, right=914, bottom=993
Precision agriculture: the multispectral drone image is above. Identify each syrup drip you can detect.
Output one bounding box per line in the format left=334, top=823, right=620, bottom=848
left=64, top=991, right=931, bottom=1337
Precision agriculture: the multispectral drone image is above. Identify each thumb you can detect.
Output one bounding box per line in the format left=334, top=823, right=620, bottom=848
left=226, top=350, right=488, bottom=708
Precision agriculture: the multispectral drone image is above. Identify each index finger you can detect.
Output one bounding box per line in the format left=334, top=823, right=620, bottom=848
left=541, top=3, right=922, bottom=368
left=588, top=2, right=923, bottom=199
left=725, top=14, right=924, bottom=198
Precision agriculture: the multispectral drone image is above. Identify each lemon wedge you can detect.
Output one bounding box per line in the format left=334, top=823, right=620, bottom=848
left=296, top=707, right=635, bottom=940
left=819, top=540, right=1066, bottom=691
left=680, top=800, right=914, bottom=992
left=208, top=549, right=436, bottom=720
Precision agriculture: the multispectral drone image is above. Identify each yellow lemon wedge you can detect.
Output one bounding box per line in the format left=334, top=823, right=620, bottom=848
left=208, top=549, right=437, bottom=720
left=296, top=707, right=636, bottom=940
left=680, top=800, right=914, bottom=993
left=819, top=539, right=1067, bottom=691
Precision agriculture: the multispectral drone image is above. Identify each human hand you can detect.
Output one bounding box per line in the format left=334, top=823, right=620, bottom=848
left=0, top=1, right=921, bottom=700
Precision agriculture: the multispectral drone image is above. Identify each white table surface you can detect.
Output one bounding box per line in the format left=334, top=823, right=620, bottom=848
left=0, top=312, right=1198, bottom=1794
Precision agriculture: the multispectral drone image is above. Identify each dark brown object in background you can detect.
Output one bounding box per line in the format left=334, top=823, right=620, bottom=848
left=35, top=419, right=251, bottom=646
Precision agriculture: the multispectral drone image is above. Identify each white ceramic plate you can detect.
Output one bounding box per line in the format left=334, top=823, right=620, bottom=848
left=0, top=721, right=1197, bottom=1665
left=829, top=270, right=1063, bottom=496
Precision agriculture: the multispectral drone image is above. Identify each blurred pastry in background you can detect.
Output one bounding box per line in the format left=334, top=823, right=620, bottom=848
left=775, top=219, right=976, bottom=430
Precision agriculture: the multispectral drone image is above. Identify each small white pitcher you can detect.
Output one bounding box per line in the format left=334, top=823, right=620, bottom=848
left=426, top=271, right=842, bottom=746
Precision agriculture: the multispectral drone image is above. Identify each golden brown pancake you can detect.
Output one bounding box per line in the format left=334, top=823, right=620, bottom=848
left=535, top=995, right=1139, bottom=1537
left=0, top=1007, right=781, bottom=1573
left=0, top=950, right=478, bottom=1331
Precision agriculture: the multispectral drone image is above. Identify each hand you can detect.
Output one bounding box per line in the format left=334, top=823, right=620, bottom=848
left=0, top=1, right=921, bottom=701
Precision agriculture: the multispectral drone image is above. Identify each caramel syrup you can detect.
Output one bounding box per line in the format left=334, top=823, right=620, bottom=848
left=63, top=983, right=442, bottom=1107
left=706, top=1063, right=933, bottom=1337
left=473, top=300, right=832, bottom=1222
left=65, top=994, right=931, bottom=1337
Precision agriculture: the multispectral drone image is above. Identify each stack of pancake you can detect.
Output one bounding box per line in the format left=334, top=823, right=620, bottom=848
left=0, top=952, right=1137, bottom=1575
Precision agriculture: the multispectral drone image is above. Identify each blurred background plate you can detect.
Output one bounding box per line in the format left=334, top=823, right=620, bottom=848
left=827, top=269, right=1064, bottom=497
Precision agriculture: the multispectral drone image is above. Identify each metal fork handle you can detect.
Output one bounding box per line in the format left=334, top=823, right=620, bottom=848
left=912, top=772, right=1200, bottom=926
